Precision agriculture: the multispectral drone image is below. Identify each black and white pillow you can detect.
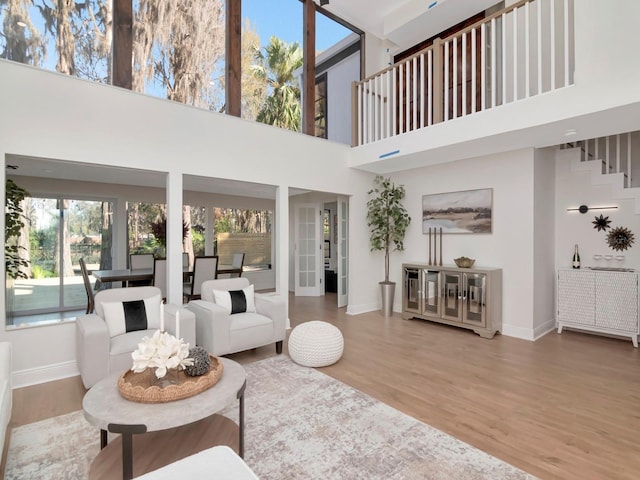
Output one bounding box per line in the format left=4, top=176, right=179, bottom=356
left=102, top=295, right=162, bottom=337
left=213, top=284, right=256, bottom=315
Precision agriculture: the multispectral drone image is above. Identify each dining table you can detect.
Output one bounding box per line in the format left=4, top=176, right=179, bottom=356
left=92, top=265, right=242, bottom=287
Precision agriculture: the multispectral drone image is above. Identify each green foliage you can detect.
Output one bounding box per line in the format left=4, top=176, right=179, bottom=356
left=31, top=264, right=50, bottom=279
left=251, top=36, right=303, bottom=132
left=366, top=175, right=411, bottom=283
left=5, top=179, right=30, bottom=279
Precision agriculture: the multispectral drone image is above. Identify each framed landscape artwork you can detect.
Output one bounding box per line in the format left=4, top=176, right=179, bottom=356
left=422, top=188, right=493, bottom=234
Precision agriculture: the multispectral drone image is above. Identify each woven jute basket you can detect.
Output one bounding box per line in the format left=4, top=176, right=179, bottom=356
left=117, top=355, right=223, bottom=404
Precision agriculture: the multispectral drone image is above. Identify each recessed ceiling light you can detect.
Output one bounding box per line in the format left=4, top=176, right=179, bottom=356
left=564, top=129, right=577, bottom=136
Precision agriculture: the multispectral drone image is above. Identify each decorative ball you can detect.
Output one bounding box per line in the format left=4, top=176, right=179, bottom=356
left=184, top=346, right=210, bottom=376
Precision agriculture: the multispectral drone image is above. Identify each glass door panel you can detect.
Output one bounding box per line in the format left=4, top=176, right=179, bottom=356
left=422, top=270, right=441, bottom=316
left=403, top=267, right=420, bottom=314
left=463, top=273, right=486, bottom=326
left=442, top=272, right=462, bottom=322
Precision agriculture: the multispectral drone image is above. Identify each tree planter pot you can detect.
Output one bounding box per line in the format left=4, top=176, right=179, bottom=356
left=380, top=281, right=395, bottom=317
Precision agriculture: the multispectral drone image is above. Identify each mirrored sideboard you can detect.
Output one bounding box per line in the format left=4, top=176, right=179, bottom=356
left=402, top=263, right=502, bottom=339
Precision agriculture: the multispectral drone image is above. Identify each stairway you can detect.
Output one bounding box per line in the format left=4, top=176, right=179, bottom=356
left=561, top=131, right=640, bottom=214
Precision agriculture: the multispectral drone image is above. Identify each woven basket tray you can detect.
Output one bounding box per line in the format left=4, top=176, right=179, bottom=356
left=117, top=355, right=223, bottom=404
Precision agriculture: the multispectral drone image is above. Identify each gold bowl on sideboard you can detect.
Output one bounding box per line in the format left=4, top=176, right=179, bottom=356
left=454, top=257, right=475, bottom=268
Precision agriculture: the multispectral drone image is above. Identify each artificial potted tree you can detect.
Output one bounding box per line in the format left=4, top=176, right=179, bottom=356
left=366, top=175, right=411, bottom=316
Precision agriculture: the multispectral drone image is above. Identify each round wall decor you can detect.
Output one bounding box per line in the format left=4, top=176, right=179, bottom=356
left=606, top=226, right=635, bottom=251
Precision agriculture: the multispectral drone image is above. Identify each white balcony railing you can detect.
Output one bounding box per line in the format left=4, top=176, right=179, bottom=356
left=352, top=0, right=575, bottom=146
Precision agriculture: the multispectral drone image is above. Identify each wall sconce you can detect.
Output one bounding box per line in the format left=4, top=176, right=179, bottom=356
left=566, top=205, right=618, bottom=214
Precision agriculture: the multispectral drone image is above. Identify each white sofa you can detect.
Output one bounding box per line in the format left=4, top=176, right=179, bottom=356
left=76, top=286, right=196, bottom=388
left=187, top=278, right=286, bottom=356
left=0, top=342, right=12, bottom=456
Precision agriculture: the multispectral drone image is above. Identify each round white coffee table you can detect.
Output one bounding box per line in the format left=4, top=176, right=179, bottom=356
left=83, top=358, right=246, bottom=480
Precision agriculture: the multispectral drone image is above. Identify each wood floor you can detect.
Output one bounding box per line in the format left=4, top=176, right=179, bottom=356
left=4, top=293, right=640, bottom=479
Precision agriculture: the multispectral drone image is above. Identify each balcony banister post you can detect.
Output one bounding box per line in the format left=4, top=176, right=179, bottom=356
left=351, top=81, right=359, bottom=147
left=432, top=37, right=444, bottom=124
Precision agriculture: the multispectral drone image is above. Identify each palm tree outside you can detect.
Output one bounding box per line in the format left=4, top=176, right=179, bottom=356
left=251, top=36, right=303, bottom=132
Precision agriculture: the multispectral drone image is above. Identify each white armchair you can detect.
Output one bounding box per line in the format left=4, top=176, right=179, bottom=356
left=76, top=286, right=196, bottom=389
left=186, top=277, right=286, bottom=356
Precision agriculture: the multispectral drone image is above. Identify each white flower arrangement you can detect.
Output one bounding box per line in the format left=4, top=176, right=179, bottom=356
left=131, top=330, right=194, bottom=379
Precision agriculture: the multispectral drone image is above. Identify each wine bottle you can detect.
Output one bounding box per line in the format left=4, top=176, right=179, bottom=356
left=572, top=244, right=581, bottom=269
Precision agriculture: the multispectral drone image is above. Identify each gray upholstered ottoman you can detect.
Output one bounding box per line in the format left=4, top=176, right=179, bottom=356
left=288, top=320, right=344, bottom=367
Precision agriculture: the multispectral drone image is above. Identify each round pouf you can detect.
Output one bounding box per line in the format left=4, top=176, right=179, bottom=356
left=288, top=321, right=344, bottom=367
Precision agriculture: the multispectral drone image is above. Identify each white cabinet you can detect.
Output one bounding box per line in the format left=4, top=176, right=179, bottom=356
left=557, top=269, right=639, bottom=347
left=402, top=264, right=502, bottom=339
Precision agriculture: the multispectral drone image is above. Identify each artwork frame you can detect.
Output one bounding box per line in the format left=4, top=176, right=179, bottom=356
left=422, top=188, right=493, bottom=234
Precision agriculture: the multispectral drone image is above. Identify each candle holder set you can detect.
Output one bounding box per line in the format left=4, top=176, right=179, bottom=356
left=427, top=227, right=443, bottom=266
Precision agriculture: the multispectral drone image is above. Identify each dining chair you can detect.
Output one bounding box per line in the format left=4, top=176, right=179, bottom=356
left=182, top=252, right=191, bottom=283
left=79, top=258, right=95, bottom=314
left=153, top=258, right=168, bottom=302
left=129, top=253, right=154, bottom=286
left=184, top=255, right=218, bottom=302
left=231, top=253, right=245, bottom=277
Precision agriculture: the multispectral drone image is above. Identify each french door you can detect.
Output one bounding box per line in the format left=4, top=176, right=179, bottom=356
left=337, top=197, right=349, bottom=308
left=294, top=203, right=322, bottom=296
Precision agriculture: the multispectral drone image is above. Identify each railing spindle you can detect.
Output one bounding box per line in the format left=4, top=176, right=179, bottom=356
left=406, top=59, right=411, bottom=131
left=444, top=40, right=450, bottom=120
left=491, top=18, right=496, bottom=108
left=627, top=133, right=632, bottom=187
left=513, top=8, right=518, bottom=102
left=481, top=24, right=486, bottom=111
left=428, top=49, right=433, bottom=126
left=413, top=56, right=418, bottom=132
left=453, top=37, right=458, bottom=118
left=462, top=32, right=467, bottom=116
left=564, top=0, right=570, bottom=87
left=606, top=136, right=610, bottom=174
left=525, top=2, right=530, bottom=97
left=392, top=67, right=397, bottom=136
left=550, top=0, right=556, bottom=90
left=420, top=53, right=425, bottom=128
left=537, top=0, right=542, bottom=94
left=502, top=13, right=507, bottom=105
left=398, top=63, right=404, bottom=134
left=472, top=27, right=477, bottom=113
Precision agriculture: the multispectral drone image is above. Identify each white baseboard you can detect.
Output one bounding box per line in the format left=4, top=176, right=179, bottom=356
left=501, top=324, right=536, bottom=341
left=346, top=303, right=379, bottom=315
left=12, top=360, right=79, bottom=389
left=533, top=320, right=557, bottom=340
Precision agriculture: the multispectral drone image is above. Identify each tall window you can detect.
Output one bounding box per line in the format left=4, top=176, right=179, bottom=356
left=132, top=0, right=226, bottom=109
left=214, top=208, right=272, bottom=268
left=0, top=0, right=111, bottom=82
left=315, top=73, right=327, bottom=138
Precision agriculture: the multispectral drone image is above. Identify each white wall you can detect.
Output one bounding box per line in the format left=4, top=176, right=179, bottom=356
left=0, top=60, right=377, bottom=383
left=555, top=148, right=640, bottom=271
left=533, top=147, right=556, bottom=337
left=324, top=53, right=360, bottom=146
left=385, top=148, right=537, bottom=338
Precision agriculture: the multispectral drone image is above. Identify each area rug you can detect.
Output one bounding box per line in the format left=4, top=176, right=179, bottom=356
left=5, top=355, right=536, bottom=479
